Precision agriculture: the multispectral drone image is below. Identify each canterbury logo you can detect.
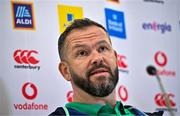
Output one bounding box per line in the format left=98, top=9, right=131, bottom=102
left=13, top=50, right=39, bottom=64
left=117, top=54, right=128, bottom=68
left=16, top=6, right=31, bottom=18
left=155, top=93, right=176, bottom=107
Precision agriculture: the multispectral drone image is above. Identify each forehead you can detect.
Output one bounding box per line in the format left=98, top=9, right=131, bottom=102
left=66, top=25, right=110, bottom=44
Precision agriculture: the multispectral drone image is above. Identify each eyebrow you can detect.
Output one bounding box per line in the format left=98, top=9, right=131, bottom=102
left=72, top=40, right=111, bottom=50
left=72, top=44, right=88, bottom=50
left=96, top=40, right=109, bottom=46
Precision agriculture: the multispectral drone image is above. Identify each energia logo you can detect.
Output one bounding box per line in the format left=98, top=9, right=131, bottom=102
left=142, top=21, right=171, bottom=34
left=13, top=49, right=40, bottom=70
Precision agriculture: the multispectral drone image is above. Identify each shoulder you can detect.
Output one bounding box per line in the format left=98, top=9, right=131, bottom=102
left=124, top=105, right=164, bottom=116
left=49, top=107, right=89, bottom=116
left=48, top=107, right=65, bottom=116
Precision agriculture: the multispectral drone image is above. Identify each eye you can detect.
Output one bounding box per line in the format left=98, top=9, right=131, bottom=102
left=77, top=50, right=88, bottom=57
left=98, top=46, right=108, bottom=53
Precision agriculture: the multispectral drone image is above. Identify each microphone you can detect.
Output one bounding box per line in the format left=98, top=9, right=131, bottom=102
left=146, top=65, right=174, bottom=116
left=146, top=65, right=157, bottom=76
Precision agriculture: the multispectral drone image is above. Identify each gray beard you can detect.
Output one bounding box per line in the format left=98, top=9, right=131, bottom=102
left=69, top=65, right=119, bottom=97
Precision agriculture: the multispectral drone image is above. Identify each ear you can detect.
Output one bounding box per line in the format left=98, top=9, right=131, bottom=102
left=113, top=50, right=118, bottom=58
left=59, top=62, right=71, bottom=81
left=113, top=50, right=118, bottom=63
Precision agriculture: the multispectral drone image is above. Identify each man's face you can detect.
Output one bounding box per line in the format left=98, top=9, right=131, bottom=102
left=64, top=25, right=118, bottom=97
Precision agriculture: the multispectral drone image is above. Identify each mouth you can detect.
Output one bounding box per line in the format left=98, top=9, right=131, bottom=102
left=89, top=68, right=109, bottom=77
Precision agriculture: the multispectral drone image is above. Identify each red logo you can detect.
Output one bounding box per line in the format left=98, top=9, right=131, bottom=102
left=153, top=51, right=176, bottom=77
left=67, top=91, right=73, bottom=102
left=155, top=93, right=176, bottom=107
left=14, top=50, right=39, bottom=64
left=154, top=51, right=167, bottom=67
left=22, top=82, right=37, bottom=100
left=14, top=82, right=48, bottom=110
left=117, top=54, right=128, bottom=68
left=118, top=85, right=128, bottom=102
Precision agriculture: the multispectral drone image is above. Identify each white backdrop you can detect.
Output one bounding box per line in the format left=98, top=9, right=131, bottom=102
left=0, top=0, right=179, bottom=115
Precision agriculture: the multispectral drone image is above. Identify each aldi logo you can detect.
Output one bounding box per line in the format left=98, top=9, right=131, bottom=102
left=107, top=0, right=120, bottom=3
left=57, top=4, right=83, bottom=33
left=11, top=1, right=35, bottom=30
left=105, top=8, right=126, bottom=39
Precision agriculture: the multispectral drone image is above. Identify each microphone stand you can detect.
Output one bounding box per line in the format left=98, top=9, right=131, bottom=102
left=155, top=73, right=174, bottom=116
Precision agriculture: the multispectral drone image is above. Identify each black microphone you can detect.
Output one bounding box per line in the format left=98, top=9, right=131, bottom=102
left=146, top=65, right=157, bottom=76
left=146, top=65, right=174, bottom=116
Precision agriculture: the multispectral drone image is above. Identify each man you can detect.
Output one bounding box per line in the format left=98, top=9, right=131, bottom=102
left=49, top=18, right=163, bottom=116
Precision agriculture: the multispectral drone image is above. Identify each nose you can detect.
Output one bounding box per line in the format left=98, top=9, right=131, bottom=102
left=90, top=51, right=103, bottom=66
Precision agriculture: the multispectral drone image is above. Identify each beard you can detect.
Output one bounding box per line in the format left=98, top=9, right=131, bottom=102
left=68, top=64, right=119, bottom=97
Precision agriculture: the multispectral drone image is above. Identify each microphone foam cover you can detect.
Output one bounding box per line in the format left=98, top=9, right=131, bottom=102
left=146, top=65, right=157, bottom=75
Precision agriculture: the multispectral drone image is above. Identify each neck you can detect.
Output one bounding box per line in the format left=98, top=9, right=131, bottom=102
left=72, top=84, right=117, bottom=107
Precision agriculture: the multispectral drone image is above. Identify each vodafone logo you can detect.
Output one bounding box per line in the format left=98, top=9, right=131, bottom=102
left=14, top=50, right=39, bottom=64
left=152, top=51, right=176, bottom=77
left=154, top=51, right=167, bottom=67
left=22, top=82, right=37, bottom=100
left=13, top=82, right=48, bottom=110
left=155, top=93, right=176, bottom=107
left=118, top=85, right=128, bottom=102
left=117, top=54, right=129, bottom=73
left=66, top=90, right=73, bottom=102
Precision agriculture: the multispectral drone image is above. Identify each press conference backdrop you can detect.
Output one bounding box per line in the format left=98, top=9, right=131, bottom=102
left=0, top=0, right=179, bottom=115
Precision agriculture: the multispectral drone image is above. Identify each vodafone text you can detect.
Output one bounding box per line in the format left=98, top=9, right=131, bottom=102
left=14, top=102, right=48, bottom=110
left=157, top=69, right=176, bottom=77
